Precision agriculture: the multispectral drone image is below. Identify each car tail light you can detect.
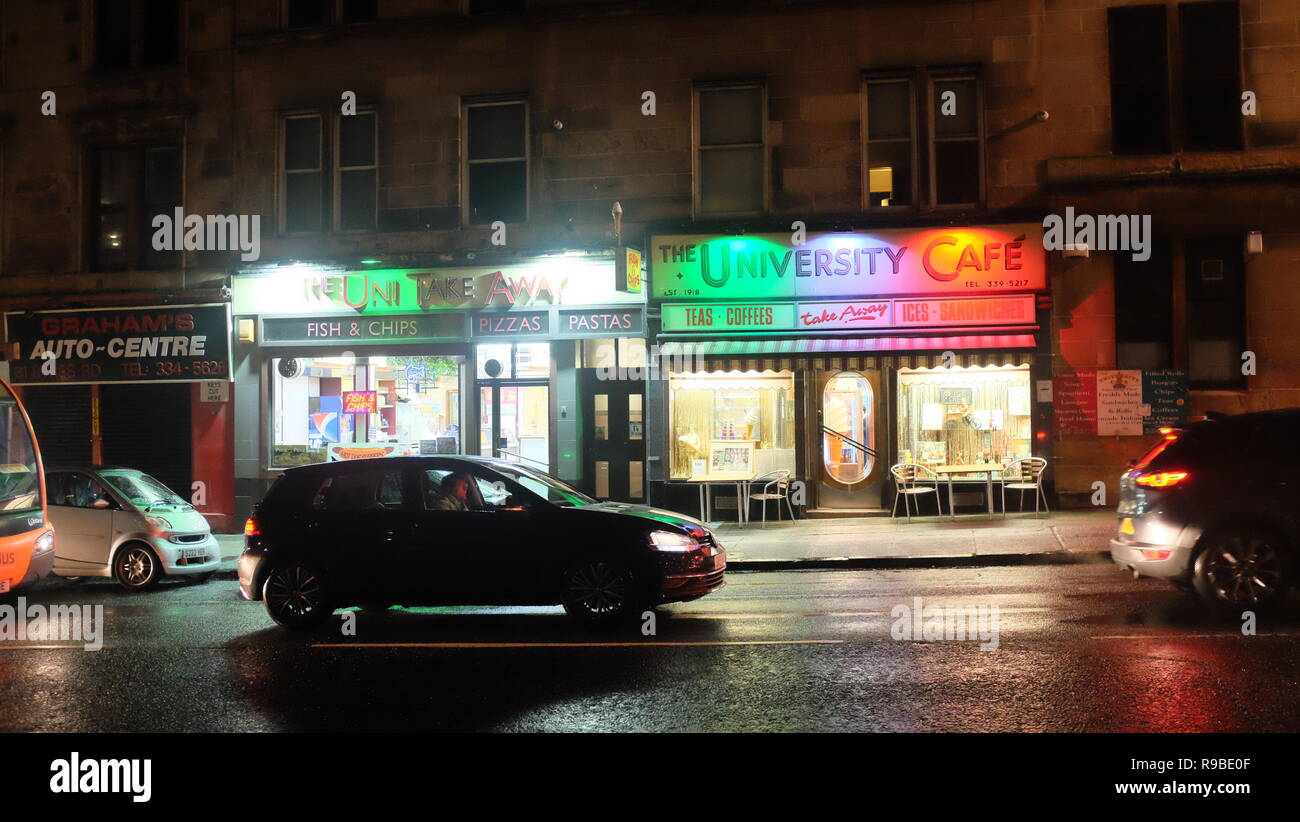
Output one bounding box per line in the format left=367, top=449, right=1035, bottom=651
left=244, top=517, right=261, bottom=537
left=1134, top=471, right=1189, bottom=488
left=1140, top=549, right=1172, bottom=561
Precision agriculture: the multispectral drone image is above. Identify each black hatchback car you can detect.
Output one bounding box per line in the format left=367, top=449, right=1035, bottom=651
left=1110, top=409, right=1300, bottom=611
left=238, top=456, right=726, bottom=629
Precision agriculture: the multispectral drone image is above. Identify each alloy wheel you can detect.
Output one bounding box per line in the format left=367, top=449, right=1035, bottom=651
left=116, top=547, right=157, bottom=588
left=1201, top=533, right=1285, bottom=607
left=566, top=561, right=629, bottom=617
left=265, top=566, right=325, bottom=621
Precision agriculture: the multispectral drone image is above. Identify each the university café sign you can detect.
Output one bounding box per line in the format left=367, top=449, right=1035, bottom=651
left=652, top=224, right=1045, bottom=334
left=233, top=262, right=645, bottom=346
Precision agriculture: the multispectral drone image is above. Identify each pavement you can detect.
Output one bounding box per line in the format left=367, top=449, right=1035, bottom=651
left=211, top=508, right=1118, bottom=573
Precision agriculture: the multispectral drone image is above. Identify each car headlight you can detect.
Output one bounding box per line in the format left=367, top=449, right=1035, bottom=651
left=35, top=530, right=55, bottom=553
left=145, top=515, right=173, bottom=531
left=649, top=530, right=699, bottom=551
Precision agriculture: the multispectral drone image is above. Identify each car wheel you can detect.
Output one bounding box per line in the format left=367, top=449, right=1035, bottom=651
left=1193, top=528, right=1291, bottom=612
left=113, top=544, right=161, bottom=591
left=561, top=557, right=642, bottom=627
left=262, top=565, right=333, bottom=630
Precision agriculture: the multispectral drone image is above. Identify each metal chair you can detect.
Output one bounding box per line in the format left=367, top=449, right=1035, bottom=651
left=890, top=463, right=942, bottom=521
left=748, top=470, right=795, bottom=527
left=1001, top=457, right=1049, bottom=517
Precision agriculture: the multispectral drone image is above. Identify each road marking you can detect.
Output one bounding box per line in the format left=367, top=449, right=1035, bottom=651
left=1090, top=632, right=1300, bottom=640
left=0, top=645, right=111, bottom=650
left=312, top=639, right=845, bottom=649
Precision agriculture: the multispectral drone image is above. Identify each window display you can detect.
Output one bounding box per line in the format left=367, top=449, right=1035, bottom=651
left=271, top=354, right=462, bottom=467
left=668, top=371, right=795, bottom=479
left=897, top=365, right=1032, bottom=470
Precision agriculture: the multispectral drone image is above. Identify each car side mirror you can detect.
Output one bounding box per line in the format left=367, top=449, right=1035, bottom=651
left=91, top=498, right=112, bottom=509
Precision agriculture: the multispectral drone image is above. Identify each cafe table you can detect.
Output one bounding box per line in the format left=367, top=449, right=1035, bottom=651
left=684, top=471, right=754, bottom=529
left=932, top=463, right=1005, bottom=520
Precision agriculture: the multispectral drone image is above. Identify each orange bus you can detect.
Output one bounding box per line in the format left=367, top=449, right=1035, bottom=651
left=0, top=376, right=54, bottom=593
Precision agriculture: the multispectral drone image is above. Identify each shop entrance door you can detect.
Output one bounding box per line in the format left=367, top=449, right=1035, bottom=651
left=815, top=370, right=884, bottom=510
left=578, top=372, right=646, bottom=501
left=479, top=382, right=550, bottom=473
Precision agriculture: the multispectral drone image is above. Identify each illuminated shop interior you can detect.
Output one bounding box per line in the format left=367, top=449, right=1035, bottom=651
left=667, top=370, right=796, bottom=479
left=896, top=364, right=1032, bottom=469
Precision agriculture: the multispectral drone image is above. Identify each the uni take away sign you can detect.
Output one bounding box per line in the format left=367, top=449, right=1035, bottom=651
left=651, top=224, right=1046, bottom=301
left=233, top=262, right=645, bottom=317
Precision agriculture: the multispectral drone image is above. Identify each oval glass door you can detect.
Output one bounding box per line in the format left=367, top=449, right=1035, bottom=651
left=822, top=371, right=875, bottom=485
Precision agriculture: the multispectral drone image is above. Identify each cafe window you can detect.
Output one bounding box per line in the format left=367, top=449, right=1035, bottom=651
left=929, top=74, right=982, bottom=206
left=579, top=338, right=645, bottom=369
left=282, top=114, right=323, bottom=233
left=695, top=83, right=766, bottom=215
left=667, top=371, right=795, bottom=480
left=862, top=76, right=915, bottom=208
left=897, top=365, right=1033, bottom=470
left=335, top=110, right=377, bottom=231
left=92, top=144, right=181, bottom=271
left=464, top=98, right=528, bottom=225
left=270, top=354, right=463, bottom=467
left=1186, top=238, right=1246, bottom=389
left=1115, top=240, right=1173, bottom=370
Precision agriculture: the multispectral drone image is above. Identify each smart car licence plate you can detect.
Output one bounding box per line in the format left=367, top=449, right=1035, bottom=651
left=180, top=547, right=205, bottom=560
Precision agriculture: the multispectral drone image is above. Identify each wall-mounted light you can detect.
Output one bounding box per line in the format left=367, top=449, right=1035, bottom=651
left=1246, top=231, right=1263, bottom=255
left=237, top=318, right=256, bottom=343
left=1062, top=243, right=1089, bottom=258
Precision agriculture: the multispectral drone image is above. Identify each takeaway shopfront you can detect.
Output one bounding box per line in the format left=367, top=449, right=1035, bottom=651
left=646, top=225, right=1051, bottom=515
left=230, top=255, right=646, bottom=521
left=2, top=304, right=236, bottom=531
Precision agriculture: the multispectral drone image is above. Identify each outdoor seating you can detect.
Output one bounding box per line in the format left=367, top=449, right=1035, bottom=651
left=747, top=470, right=795, bottom=527
left=890, top=463, right=943, bottom=521
left=1001, top=457, right=1049, bottom=517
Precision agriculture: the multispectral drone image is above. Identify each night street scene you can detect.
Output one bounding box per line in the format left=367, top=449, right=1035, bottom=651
left=1, top=0, right=1298, bottom=807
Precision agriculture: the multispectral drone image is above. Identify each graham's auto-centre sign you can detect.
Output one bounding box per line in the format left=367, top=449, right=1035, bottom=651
left=4, top=305, right=231, bottom=385
left=651, top=224, right=1045, bottom=301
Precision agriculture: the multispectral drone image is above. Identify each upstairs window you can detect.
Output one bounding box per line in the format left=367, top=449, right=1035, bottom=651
left=282, top=114, right=324, bottom=234
left=95, top=0, right=180, bottom=70
left=929, top=74, right=982, bottom=206
left=1181, top=1, right=1243, bottom=151
left=92, top=144, right=181, bottom=271
left=862, top=77, right=915, bottom=208
left=464, top=99, right=528, bottom=225
left=695, top=83, right=766, bottom=216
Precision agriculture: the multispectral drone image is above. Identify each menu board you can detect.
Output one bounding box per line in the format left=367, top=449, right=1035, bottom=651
left=1054, top=369, right=1189, bottom=436
left=1142, top=370, right=1189, bottom=434
left=1096, top=370, right=1143, bottom=436
left=1053, top=371, right=1098, bottom=435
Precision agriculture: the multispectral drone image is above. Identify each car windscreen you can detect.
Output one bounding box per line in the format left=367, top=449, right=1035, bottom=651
left=488, top=463, right=596, bottom=507
left=99, top=470, right=189, bottom=510
left=0, top=384, right=41, bottom=515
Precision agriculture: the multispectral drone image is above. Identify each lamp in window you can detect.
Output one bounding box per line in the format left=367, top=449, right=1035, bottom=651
left=869, top=166, right=894, bottom=207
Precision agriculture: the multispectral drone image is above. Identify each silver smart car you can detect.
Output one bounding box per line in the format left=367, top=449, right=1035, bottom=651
left=45, top=466, right=221, bottom=590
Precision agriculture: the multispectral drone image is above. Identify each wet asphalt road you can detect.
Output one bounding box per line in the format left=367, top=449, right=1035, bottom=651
left=4, top=562, right=1300, bottom=732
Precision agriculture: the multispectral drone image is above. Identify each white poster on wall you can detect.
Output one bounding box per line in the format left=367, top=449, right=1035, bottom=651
left=1096, top=370, right=1143, bottom=436
left=921, top=402, right=944, bottom=431
left=1008, top=386, right=1031, bottom=416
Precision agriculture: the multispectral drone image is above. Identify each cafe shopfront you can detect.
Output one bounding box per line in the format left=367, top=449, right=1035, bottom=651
left=645, top=224, right=1051, bottom=515
left=230, top=254, right=647, bottom=521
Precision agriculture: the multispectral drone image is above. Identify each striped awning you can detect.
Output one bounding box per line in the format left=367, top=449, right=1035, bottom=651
left=658, top=334, right=1036, bottom=373
left=658, top=334, right=1035, bottom=358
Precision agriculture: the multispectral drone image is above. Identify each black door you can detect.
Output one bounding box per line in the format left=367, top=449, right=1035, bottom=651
left=579, top=371, right=646, bottom=502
